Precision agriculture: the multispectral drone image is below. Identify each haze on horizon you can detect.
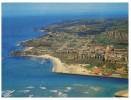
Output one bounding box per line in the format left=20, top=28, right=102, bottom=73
left=2, top=3, right=128, bottom=17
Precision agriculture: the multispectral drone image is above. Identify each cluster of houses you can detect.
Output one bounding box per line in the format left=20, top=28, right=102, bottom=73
left=55, top=44, right=127, bottom=64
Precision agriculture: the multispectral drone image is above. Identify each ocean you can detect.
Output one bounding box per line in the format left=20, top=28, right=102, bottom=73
left=2, top=13, right=128, bottom=97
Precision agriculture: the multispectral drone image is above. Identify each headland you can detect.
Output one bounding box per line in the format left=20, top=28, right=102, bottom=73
left=11, top=17, right=128, bottom=79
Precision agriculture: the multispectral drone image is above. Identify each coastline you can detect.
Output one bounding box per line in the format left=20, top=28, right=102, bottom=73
left=3, top=13, right=128, bottom=97
left=28, top=54, right=129, bottom=97
left=26, top=54, right=128, bottom=80
left=26, top=54, right=99, bottom=76
left=27, top=54, right=64, bottom=72
left=115, top=90, right=128, bottom=97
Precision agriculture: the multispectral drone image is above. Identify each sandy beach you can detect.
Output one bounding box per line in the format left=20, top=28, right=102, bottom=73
left=27, top=54, right=93, bottom=75
left=25, top=54, right=128, bottom=97
left=28, top=54, right=65, bottom=72
left=35, top=55, right=64, bottom=72
left=27, top=54, right=129, bottom=79
left=115, top=90, right=128, bottom=97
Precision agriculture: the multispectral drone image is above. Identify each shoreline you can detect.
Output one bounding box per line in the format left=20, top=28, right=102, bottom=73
left=53, top=72, right=128, bottom=80
left=25, top=54, right=128, bottom=80
left=18, top=54, right=128, bottom=97
left=115, top=90, right=128, bottom=97
left=27, top=54, right=64, bottom=72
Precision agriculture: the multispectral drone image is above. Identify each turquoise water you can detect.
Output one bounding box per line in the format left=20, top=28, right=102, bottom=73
left=2, top=14, right=128, bottom=97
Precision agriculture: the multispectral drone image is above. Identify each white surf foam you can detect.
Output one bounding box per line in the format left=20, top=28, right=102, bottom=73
left=58, top=92, right=62, bottom=95
left=73, top=84, right=88, bottom=87
left=2, top=90, right=15, bottom=97
left=29, top=94, right=33, bottom=98
left=84, top=91, right=89, bottom=94
left=58, top=92, right=68, bottom=97
left=66, top=87, right=71, bottom=90
left=90, top=86, right=100, bottom=91
left=50, top=90, right=57, bottom=93
left=18, top=90, right=30, bottom=93
left=40, top=60, right=46, bottom=64
left=27, top=86, right=35, bottom=89
left=40, top=86, right=46, bottom=90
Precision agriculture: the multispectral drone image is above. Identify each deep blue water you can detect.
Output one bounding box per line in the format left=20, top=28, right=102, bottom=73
left=2, top=14, right=128, bottom=97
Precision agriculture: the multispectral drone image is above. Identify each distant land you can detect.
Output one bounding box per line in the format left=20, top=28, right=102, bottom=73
left=11, top=17, right=128, bottom=79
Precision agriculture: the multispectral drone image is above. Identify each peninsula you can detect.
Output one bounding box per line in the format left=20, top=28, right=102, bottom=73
left=11, top=17, right=128, bottom=79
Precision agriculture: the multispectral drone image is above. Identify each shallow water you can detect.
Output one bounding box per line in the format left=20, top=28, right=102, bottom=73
left=2, top=14, right=128, bottom=97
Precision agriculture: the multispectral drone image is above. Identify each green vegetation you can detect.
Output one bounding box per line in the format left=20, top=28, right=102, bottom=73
left=11, top=17, right=128, bottom=79
left=40, top=17, right=128, bottom=36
